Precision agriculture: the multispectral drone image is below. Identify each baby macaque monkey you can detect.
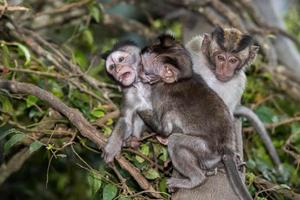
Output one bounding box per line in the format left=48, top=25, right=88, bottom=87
left=186, top=26, right=282, bottom=170
left=139, top=34, right=253, bottom=200
left=101, top=41, right=152, bottom=163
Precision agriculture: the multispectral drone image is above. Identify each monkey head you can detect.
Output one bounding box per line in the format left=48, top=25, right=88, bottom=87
left=201, top=26, right=259, bottom=82
left=140, top=34, right=193, bottom=84
left=103, top=41, right=141, bottom=87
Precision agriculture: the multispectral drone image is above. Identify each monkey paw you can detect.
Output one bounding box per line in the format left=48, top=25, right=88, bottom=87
left=102, top=144, right=121, bottom=163
left=166, top=178, right=182, bottom=193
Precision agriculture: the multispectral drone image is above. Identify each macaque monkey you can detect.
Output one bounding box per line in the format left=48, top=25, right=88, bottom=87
left=101, top=41, right=152, bottom=163
left=185, top=26, right=282, bottom=170
left=139, top=34, right=252, bottom=200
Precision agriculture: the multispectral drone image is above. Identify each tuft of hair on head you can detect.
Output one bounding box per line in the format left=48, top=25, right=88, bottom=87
left=233, top=34, right=253, bottom=53
left=112, top=40, right=138, bottom=51
left=211, top=25, right=225, bottom=49
left=212, top=26, right=256, bottom=53
left=101, top=40, right=138, bottom=60
left=158, top=33, right=176, bottom=47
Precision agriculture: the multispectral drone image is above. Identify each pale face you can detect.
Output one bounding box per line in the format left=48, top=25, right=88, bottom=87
left=213, top=51, right=241, bottom=82
left=105, top=46, right=140, bottom=86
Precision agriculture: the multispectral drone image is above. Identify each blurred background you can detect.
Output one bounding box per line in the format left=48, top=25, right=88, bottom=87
left=0, top=0, right=300, bottom=199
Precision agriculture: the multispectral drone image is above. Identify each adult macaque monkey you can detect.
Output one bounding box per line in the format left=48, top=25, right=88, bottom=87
left=101, top=41, right=152, bottom=163
left=139, top=35, right=253, bottom=200
left=186, top=26, right=282, bottom=170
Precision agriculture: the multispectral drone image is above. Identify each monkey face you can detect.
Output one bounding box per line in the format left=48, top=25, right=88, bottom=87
left=201, top=27, right=259, bottom=82
left=213, top=51, right=241, bottom=82
left=140, top=50, right=181, bottom=84
left=105, top=46, right=141, bottom=86
left=140, top=34, right=192, bottom=84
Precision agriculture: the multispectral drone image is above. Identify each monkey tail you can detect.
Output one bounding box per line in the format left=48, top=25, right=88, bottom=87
left=234, top=105, right=282, bottom=173
left=222, top=152, right=253, bottom=200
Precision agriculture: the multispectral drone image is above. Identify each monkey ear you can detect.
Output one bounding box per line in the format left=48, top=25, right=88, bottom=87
left=248, top=45, right=259, bottom=61
left=201, top=34, right=211, bottom=55
left=158, top=34, right=176, bottom=47
left=162, top=64, right=179, bottom=83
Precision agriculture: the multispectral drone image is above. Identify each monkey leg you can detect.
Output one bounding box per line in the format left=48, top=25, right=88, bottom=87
left=167, top=133, right=220, bottom=191
left=132, top=113, right=146, bottom=138
left=138, top=109, right=162, bottom=133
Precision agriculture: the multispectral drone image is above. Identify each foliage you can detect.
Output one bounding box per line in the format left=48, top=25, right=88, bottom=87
left=0, top=0, right=299, bottom=200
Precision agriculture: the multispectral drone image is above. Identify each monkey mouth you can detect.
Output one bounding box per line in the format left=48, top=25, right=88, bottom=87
left=118, top=71, right=132, bottom=82
left=216, top=74, right=231, bottom=82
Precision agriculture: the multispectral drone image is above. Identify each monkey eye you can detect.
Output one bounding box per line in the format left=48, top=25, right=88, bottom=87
left=217, top=55, right=225, bottom=61
left=229, top=58, right=238, bottom=64
left=108, top=64, right=115, bottom=71
left=118, top=56, right=124, bottom=62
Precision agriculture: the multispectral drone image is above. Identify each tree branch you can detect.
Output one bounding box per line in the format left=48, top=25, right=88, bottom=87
left=0, top=79, right=161, bottom=198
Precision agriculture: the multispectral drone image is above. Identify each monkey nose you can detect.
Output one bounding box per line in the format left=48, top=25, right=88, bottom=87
left=115, top=65, right=122, bottom=72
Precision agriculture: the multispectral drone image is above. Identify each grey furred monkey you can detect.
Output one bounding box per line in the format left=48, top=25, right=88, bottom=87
left=186, top=26, right=282, bottom=170
left=101, top=41, right=152, bottom=163
left=139, top=34, right=253, bottom=200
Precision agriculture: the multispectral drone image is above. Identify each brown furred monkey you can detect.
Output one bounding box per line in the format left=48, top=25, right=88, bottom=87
left=186, top=26, right=282, bottom=170
left=101, top=41, right=152, bottom=163
left=139, top=34, right=253, bottom=200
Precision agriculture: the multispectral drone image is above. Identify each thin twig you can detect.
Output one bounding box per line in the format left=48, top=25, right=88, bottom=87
left=243, top=116, right=300, bottom=133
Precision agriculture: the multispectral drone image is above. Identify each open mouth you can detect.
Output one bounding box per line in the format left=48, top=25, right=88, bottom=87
left=119, top=71, right=131, bottom=82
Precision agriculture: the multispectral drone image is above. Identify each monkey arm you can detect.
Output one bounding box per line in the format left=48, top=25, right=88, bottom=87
left=102, top=116, right=133, bottom=163
left=234, top=105, right=282, bottom=171
left=102, top=105, right=136, bottom=163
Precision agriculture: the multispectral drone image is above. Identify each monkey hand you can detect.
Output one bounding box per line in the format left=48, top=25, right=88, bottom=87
left=102, top=140, right=122, bottom=163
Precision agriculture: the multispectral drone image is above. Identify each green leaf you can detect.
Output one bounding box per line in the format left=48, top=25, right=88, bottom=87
left=82, top=29, right=94, bottom=47
left=29, top=140, right=43, bottom=154
left=1, top=43, right=10, bottom=67
left=0, top=95, right=13, bottom=113
left=50, top=81, right=64, bottom=98
left=73, top=50, right=88, bottom=69
left=135, top=155, right=145, bottom=163
left=88, top=173, right=102, bottom=197
left=102, top=184, right=118, bottom=200
left=246, top=159, right=256, bottom=170
left=26, top=95, right=38, bottom=108
left=159, top=177, right=168, bottom=193
left=89, top=5, right=102, bottom=23
left=139, top=143, right=149, bottom=156
left=0, top=128, right=22, bottom=141
left=102, top=126, right=112, bottom=136
left=255, top=106, right=276, bottom=123
left=279, top=184, right=291, bottom=190
left=158, top=147, right=168, bottom=162
left=291, top=123, right=300, bottom=146
left=105, top=118, right=114, bottom=126
left=16, top=43, right=31, bottom=65
left=91, top=108, right=105, bottom=118
left=4, top=133, right=26, bottom=154
left=144, top=168, right=160, bottom=180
